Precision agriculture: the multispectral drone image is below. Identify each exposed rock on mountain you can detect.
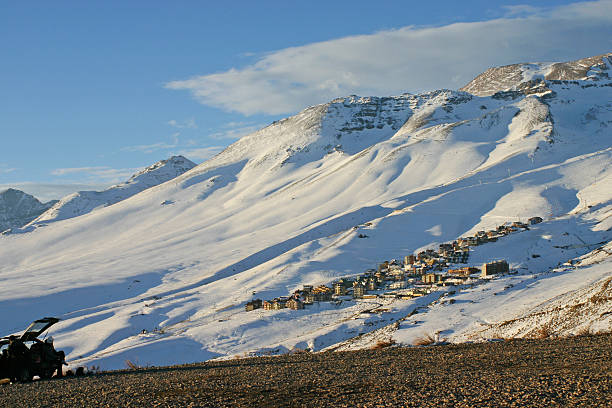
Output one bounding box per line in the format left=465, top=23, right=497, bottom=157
left=0, top=54, right=610, bottom=370
left=0, top=189, right=57, bottom=233
left=460, top=53, right=612, bottom=96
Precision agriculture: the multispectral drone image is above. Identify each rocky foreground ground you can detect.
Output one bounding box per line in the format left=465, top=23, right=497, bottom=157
left=1, top=334, right=610, bottom=407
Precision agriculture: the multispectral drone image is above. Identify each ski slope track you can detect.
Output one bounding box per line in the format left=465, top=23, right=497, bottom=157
left=1, top=54, right=611, bottom=370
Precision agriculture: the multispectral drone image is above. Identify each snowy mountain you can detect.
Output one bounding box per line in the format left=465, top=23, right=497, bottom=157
left=460, top=53, right=611, bottom=96
left=23, top=155, right=196, bottom=229
left=0, top=189, right=57, bottom=233
left=0, top=54, right=610, bottom=371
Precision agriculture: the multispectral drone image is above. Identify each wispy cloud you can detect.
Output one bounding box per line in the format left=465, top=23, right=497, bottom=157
left=51, top=166, right=137, bottom=183
left=122, top=132, right=181, bottom=153
left=178, top=146, right=225, bottom=161
left=167, top=118, right=197, bottom=129
left=502, top=5, right=543, bottom=17
left=166, top=0, right=612, bottom=115
left=0, top=164, right=17, bottom=174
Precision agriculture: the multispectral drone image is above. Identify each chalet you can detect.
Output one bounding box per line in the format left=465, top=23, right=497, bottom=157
left=444, top=277, right=467, bottom=285
left=456, top=250, right=470, bottom=263
left=512, top=221, right=528, bottom=229
left=333, top=281, right=346, bottom=295
left=366, top=279, right=377, bottom=291
left=481, top=260, right=509, bottom=277
left=271, top=297, right=289, bottom=310
left=353, top=282, right=366, bottom=298
left=439, top=248, right=452, bottom=258
left=417, top=249, right=437, bottom=261
left=375, top=270, right=387, bottom=282
left=388, top=268, right=405, bottom=280
left=496, top=225, right=513, bottom=235
left=457, top=238, right=470, bottom=248
left=405, top=289, right=426, bottom=297
left=424, top=258, right=438, bottom=267
left=414, top=266, right=427, bottom=275
left=448, top=266, right=479, bottom=277
left=529, top=216, right=543, bottom=225
left=245, top=299, right=262, bottom=311
left=439, top=243, right=453, bottom=251
left=404, top=254, right=416, bottom=265
left=286, top=298, right=304, bottom=310
left=403, top=265, right=417, bottom=276
left=422, top=273, right=442, bottom=284
left=389, top=281, right=406, bottom=289
left=263, top=300, right=274, bottom=310
left=447, top=268, right=464, bottom=276
left=312, top=285, right=332, bottom=301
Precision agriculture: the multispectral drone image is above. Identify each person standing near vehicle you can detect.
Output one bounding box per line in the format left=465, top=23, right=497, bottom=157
left=7, top=336, right=30, bottom=382
left=7, top=336, right=28, bottom=359
left=43, top=337, right=64, bottom=377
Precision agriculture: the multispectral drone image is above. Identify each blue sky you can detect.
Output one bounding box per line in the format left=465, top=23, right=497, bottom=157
left=1, top=0, right=611, bottom=200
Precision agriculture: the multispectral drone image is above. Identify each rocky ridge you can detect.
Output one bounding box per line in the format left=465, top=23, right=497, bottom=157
left=460, top=52, right=612, bottom=96
left=0, top=189, right=57, bottom=233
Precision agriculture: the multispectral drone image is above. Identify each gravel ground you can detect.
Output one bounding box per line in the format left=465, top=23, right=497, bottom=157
left=1, top=334, right=610, bottom=407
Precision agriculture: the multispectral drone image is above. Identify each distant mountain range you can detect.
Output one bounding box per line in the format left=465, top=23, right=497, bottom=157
left=2, top=155, right=196, bottom=233
left=0, top=53, right=610, bottom=370
left=0, top=189, right=57, bottom=233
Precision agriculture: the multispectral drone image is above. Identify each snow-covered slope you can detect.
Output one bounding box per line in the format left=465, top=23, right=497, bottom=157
left=25, top=155, right=196, bottom=228
left=0, top=189, right=57, bottom=233
left=0, top=55, right=610, bottom=370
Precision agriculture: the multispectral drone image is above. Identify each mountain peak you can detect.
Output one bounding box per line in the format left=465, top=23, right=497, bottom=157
left=460, top=53, right=612, bottom=96
left=24, top=155, right=197, bottom=228
left=0, top=188, right=57, bottom=232
left=127, top=155, right=196, bottom=184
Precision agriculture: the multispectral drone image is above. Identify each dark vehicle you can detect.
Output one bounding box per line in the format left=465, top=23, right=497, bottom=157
left=0, top=317, right=65, bottom=383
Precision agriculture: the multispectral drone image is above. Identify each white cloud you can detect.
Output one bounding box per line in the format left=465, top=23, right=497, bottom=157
left=502, top=5, right=543, bottom=17
left=122, top=132, right=181, bottom=153
left=51, top=166, right=137, bottom=183
left=178, top=146, right=225, bottom=161
left=166, top=0, right=612, bottom=115
left=167, top=118, right=197, bottom=129
left=0, top=164, right=17, bottom=174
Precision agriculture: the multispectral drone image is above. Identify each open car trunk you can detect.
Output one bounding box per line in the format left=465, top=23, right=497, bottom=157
left=19, top=317, right=59, bottom=342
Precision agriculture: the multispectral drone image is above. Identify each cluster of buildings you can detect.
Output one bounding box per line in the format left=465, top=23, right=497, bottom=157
left=245, top=285, right=332, bottom=312
left=245, top=218, right=540, bottom=313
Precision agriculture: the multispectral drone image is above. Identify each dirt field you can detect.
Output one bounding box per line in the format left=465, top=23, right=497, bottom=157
left=1, top=334, right=610, bottom=407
